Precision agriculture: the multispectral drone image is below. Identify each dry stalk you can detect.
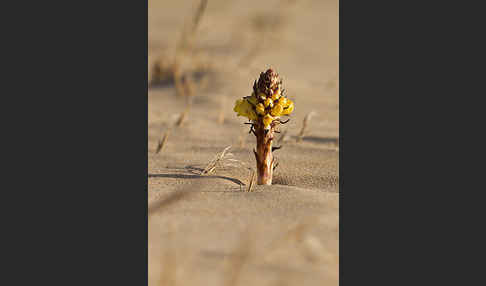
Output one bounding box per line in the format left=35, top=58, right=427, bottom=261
left=172, top=61, right=186, bottom=97
left=175, top=96, right=193, bottom=127
left=149, top=0, right=208, bottom=96
left=176, top=0, right=208, bottom=54
left=200, top=146, right=232, bottom=175
left=175, top=109, right=188, bottom=127
left=297, top=111, right=316, bottom=142
left=173, top=0, right=208, bottom=96
left=184, top=71, right=196, bottom=98
left=246, top=169, right=256, bottom=192
left=155, top=129, right=171, bottom=154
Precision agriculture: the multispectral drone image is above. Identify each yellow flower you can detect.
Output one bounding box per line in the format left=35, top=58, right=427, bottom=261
left=282, top=99, right=294, bottom=115
left=277, top=97, right=287, bottom=107
left=234, top=99, right=251, bottom=118
left=263, top=114, right=274, bottom=128
left=271, top=103, right=283, bottom=117
left=234, top=99, right=243, bottom=113
left=264, top=97, right=273, bottom=108
left=247, top=109, right=258, bottom=121
left=234, top=98, right=259, bottom=121
left=256, top=103, right=265, bottom=115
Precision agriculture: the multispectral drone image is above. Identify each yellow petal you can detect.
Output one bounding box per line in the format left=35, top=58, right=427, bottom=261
left=277, top=97, right=287, bottom=107
left=234, top=99, right=252, bottom=118
left=271, top=103, right=283, bottom=117
left=263, top=114, right=274, bottom=128
left=248, top=109, right=258, bottom=121
left=282, top=100, right=294, bottom=115
left=243, top=100, right=253, bottom=116
left=256, top=103, right=265, bottom=115
left=264, top=98, right=273, bottom=108
left=234, top=99, right=243, bottom=114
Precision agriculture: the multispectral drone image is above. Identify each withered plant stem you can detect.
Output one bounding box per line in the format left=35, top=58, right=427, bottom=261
left=254, top=123, right=275, bottom=185
left=297, top=112, right=315, bottom=142
left=155, top=129, right=171, bottom=154
left=246, top=169, right=255, bottom=192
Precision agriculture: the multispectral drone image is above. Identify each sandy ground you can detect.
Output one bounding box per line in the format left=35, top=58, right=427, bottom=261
left=148, top=0, right=338, bottom=285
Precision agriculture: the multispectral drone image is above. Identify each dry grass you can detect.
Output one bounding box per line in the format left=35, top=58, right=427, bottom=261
left=173, top=0, right=208, bottom=98
left=150, top=0, right=210, bottom=95
left=155, top=129, right=171, bottom=154
left=175, top=0, right=208, bottom=54
left=297, top=111, right=317, bottom=142
left=246, top=169, right=256, bottom=192
left=200, top=145, right=233, bottom=175
left=175, top=109, right=189, bottom=127
left=202, top=145, right=250, bottom=176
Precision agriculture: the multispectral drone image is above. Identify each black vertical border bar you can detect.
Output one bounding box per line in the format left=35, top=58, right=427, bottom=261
left=143, top=0, right=149, bottom=283
left=339, top=0, right=343, bottom=282
left=3, top=0, right=149, bottom=284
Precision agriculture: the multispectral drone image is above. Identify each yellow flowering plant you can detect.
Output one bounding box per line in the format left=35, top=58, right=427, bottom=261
left=233, top=68, right=294, bottom=185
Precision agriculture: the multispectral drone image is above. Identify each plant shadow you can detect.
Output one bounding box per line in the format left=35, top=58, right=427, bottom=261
left=300, top=136, right=339, bottom=145
left=148, top=173, right=245, bottom=186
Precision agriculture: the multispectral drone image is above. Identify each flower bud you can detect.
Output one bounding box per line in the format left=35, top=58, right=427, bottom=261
left=263, top=114, right=274, bottom=128
left=264, top=98, right=273, bottom=108
left=282, top=100, right=294, bottom=115
left=277, top=97, right=287, bottom=107
left=271, top=103, right=284, bottom=117
left=256, top=103, right=265, bottom=115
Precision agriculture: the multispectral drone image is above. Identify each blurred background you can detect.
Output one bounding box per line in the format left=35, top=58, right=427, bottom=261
left=148, top=0, right=338, bottom=285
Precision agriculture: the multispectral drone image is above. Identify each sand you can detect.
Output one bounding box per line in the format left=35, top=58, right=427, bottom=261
left=148, top=0, right=338, bottom=285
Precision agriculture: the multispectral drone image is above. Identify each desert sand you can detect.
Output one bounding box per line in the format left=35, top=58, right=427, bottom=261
left=148, top=0, right=338, bottom=285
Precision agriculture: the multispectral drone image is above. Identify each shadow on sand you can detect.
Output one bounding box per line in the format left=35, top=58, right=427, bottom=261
left=148, top=173, right=244, bottom=186
left=300, top=136, right=339, bottom=145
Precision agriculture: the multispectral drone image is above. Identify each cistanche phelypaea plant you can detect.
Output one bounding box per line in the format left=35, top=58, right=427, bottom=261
left=234, top=68, right=294, bottom=185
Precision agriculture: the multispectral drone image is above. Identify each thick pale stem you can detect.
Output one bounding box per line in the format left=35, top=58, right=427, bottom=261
left=254, top=124, right=274, bottom=185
